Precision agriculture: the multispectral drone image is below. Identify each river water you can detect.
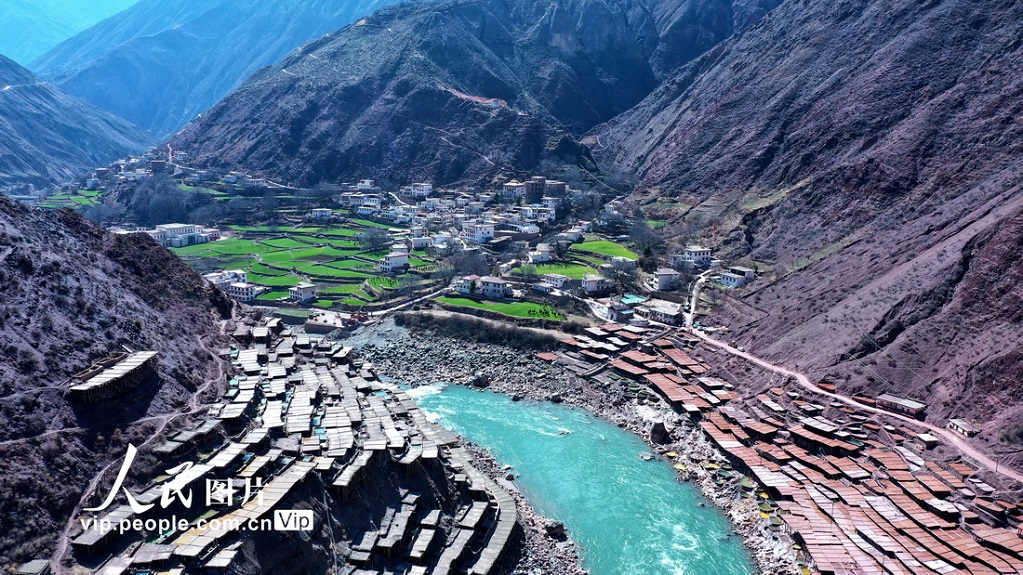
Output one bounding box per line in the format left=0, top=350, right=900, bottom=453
left=411, top=384, right=755, bottom=575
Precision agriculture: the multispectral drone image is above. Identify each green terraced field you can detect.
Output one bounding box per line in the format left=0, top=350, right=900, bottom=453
left=248, top=274, right=304, bottom=287
left=261, top=238, right=313, bottom=249
left=572, top=240, right=638, bottom=260
left=437, top=296, right=563, bottom=320
left=319, top=284, right=365, bottom=295
left=529, top=263, right=598, bottom=279
left=257, top=290, right=290, bottom=301
left=291, top=263, right=373, bottom=278
left=351, top=218, right=401, bottom=229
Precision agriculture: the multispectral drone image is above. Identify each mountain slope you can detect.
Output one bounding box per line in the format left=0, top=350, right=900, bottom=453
left=596, top=0, right=1023, bottom=456
left=0, top=0, right=138, bottom=65
left=170, top=0, right=778, bottom=187
left=0, top=55, right=152, bottom=190
left=31, top=0, right=405, bottom=137
left=0, top=194, right=230, bottom=565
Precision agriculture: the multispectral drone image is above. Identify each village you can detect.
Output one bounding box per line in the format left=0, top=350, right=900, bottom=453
left=16, top=154, right=1023, bottom=575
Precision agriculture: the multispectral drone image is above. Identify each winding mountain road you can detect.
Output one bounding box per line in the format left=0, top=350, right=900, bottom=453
left=686, top=277, right=1023, bottom=485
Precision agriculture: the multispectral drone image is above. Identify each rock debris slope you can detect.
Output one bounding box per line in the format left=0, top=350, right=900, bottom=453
left=596, top=0, right=1023, bottom=457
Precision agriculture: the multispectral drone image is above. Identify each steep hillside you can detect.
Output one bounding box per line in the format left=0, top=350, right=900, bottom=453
left=0, top=195, right=230, bottom=565
left=596, top=0, right=1023, bottom=455
left=0, top=55, right=152, bottom=190
left=169, top=0, right=778, bottom=187
left=0, top=0, right=138, bottom=65
left=31, top=0, right=404, bottom=137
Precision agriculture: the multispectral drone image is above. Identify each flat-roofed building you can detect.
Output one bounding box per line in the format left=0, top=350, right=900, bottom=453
left=877, top=393, right=927, bottom=417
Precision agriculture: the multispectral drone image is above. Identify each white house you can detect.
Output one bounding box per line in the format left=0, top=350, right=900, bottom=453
left=728, top=265, right=756, bottom=282
left=717, top=272, right=748, bottom=288
left=228, top=282, right=258, bottom=302
left=411, top=182, right=433, bottom=197
left=556, top=226, right=584, bottom=243
left=357, top=179, right=378, bottom=190
left=653, top=268, right=682, bottom=291
left=541, top=196, right=559, bottom=214
left=309, top=208, right=334, bottom=220
left=541, top=274, right=572, bottom=289
left=462, top=221, right=495, bottom=244
left=529, top=243, right=553, bottom=263
left=503, top=181, right=526, bottom=197
left=204, top=269, right=247, bottom=291
left=610, top=256, right=638, bottom=269
left=379, top=252, right=409, bottom=273
left=678, top=245, right=713, bottom=267
left=289, top=282, right=317, bottom=303
left=144, top=223, right=219, bottom=248
left=582, top=274, right=608, bottom=294
left=639, top=299, right=684, bottom=325
left=455, top=275, right=481, bottom=295
left=479, top=276, right=511, bottom=299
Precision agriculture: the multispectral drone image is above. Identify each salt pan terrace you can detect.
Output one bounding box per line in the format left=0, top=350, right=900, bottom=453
left=71, top=318, right=518, bottom=575
left=546, top=324, right=1023, bottom=575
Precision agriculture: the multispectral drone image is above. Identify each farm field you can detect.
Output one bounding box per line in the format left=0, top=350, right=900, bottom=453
left=171, top=220, right=436, bottom=309
left=572, top=240, right=638, bottom=260
left=437, top=296, right=563, bottom=321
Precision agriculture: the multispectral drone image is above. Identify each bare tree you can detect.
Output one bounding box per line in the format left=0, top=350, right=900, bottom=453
left=358, top=228, right=391, bottom=251
left=604, top=259, right=639, bottom=291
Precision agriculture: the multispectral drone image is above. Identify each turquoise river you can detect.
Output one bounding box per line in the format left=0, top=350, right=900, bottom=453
left=412, top=383, right=755, bottom=575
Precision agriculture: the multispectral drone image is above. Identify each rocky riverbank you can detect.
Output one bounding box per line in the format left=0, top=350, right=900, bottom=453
left=464, top=443, right=588, bottom=575
left=342, top=318, right=802, bottom=575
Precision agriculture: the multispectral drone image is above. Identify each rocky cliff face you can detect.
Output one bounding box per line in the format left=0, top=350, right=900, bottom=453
left=31, top=0, right=404, bottom=137
left=0, top=55, right=152, bottom=191
left=0, top=195, right=229, bottom=565
left=596, top=0, right=1023, bottom=455
left=169, top=0, right=776, bottom=187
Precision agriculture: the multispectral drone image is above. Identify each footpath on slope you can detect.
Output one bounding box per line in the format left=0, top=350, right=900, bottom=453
left=686, top=277, right=1023, bottom=486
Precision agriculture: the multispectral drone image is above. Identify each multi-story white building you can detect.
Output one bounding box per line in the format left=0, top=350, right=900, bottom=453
left=675, top=245, right=713, bottom=268
left=289, top=282, right=317, bottom=303
left=203, top=269, right=247, bottom=291
left=529, top=243, right=553, bottom=263
left=479, top=276, right=511, bottom=299
left=411, top=182, right=433, bottom=197
left=228, top=282, right=258, bottom=302
left=455, top=274, right=481, bottom=295
left=653, top=268, right=682, bottom=291
left=541, top=274, right=572, bottom=289
left=503, top=181, right=526, bottom=198
left=144, top=223, right=220, bottom=248
left=542, top=196, right=559, bottom=214
left=379, top=252, right=409, bottom=273
left=582, top=274, right=608, bottom=294
left=461, top=221, right=495, bottom=244
left=308, top=208, right=334, bottom=220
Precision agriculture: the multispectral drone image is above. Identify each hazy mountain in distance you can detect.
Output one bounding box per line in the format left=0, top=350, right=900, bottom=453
left=0, top=0, right=138, bottom=65
left=0, top=55, right=152, bottom=190
left=31, top=0, right=405, bottom=137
